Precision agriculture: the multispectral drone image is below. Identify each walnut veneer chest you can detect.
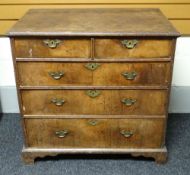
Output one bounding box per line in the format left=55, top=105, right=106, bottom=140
left=8, top=8, right=180, bottom=164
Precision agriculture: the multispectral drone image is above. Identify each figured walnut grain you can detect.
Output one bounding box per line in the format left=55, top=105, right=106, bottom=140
left=17, top=62, right=171, bottom=87
left=21, top=89, right=167, bottom=116
left=7, top=9, right=179, bottom=36
left=95, top=39, right=172, bottom=58
left=24, top=118, right=164, bottom=149
left=14, top=38, right=91, bottom=58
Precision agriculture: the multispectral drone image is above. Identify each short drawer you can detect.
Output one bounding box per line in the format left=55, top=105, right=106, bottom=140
left=94, top=39, right=172, bottom=58
left=14, top=38, right=91, bottom=58
left=17, top=62, right=171, bottom=86
left=21, top=90, right=167, bottom=115
left=24, top=118, right=164, bottom=148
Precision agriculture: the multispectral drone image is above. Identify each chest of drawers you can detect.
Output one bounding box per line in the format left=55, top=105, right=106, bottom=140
left=8, top=8, right=179, bottom=164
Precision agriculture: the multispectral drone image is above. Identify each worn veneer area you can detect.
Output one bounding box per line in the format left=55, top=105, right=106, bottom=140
left=14, top=38, right=91, bottom=58
left=94, top=39, right=173, bottom=58
left=24, top=118, right=165, bottom=149
left=8, top=8, right=179, bottom=164
left=17, top=62, right=171, bottom=86
left=21, top=89, right=167, bottom=116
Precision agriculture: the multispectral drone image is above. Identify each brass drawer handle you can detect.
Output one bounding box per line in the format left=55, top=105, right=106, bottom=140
left=122, top=71, right=137, bottom=80
left=120, top=130, right=133, bottom=138
left=51, top=98, right=65, bottom=106
left=121, top=98, right=136, bottom=106
left=121, top=40, right=138, bottom=49
left=49, top=71, right=64, bottom=80
left=86, top=90, right=101, bottom=98
left=43, top=39, right=61, bottom=49
left=85, top=63, right=100, bottom=71
left=55, top=130, right=69, bottom=138
left=88, top=120, right=98, bottom=126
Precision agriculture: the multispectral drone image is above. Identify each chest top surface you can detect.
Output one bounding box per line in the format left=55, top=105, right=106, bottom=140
left=7, top=8, right=179, bottom=37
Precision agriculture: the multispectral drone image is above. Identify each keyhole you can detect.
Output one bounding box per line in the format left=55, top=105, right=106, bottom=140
left=128, top=42, right=132, bottom=46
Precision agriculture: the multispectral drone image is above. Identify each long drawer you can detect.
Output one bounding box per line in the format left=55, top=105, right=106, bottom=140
left=24, top=118, right=165, bottom=148
left=94, top=39, right=172, bottom=58
left=17, top=62, right=171, bottom=87
left=21, top=90, right=167, bottom=115
left=14, top=38, right=91, bottom=58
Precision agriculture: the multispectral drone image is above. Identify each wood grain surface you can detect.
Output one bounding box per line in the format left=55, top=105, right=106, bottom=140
left=17, top=62, right=171, bottom=86
left=14, top=38, right=91, bottom=58
left=7, top=9, right=179, bottom=36
left=8, top=8, right=178, bottom=164
left=95, top=39, right=172, bottom=58
left=24, top=118, right=164, bottom=148
left=21, top=89, right=167, bottom=115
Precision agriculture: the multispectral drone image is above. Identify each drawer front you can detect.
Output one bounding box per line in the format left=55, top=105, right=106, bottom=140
left=95, top=39, right=172, bottom=58
left=25, top=118, right=164, bottom=148
left=21, top=90, right=167, bottom=115
left=14, top=38, right=91, bottom=58
left=18, top=62, right=171, bottom=86
left=25, top=119, right=110, bottom=148
left=111, top=118, right=164, bottom=148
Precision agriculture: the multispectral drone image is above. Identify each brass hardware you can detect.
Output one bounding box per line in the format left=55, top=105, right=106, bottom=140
left=122, top=71, right=137, bottom=80
left=88, top=120, right=98, bottom=126
left=121, top=98, right=136, bottom=106
left=51, top=98, right=65, bottom=106
left=49, top=71, right=64, bottom=80
left=86, top=90, right=101, bottom=98
left=55, top=130, right=68, bottom=138
left=85, top=63, right=100, bottom=71
left=43, top=39, right=61, bottom=49
left=120, top=130, right=133, bottom=138
left=121, top=40, right=138, bottom=49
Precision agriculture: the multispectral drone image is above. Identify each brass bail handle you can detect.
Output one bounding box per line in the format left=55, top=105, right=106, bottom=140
left=121, top=40, right=138, bottom=49
left=88, top=120, right=99, bottom=126
left=120, top=130, right=133, bottom=138
left=122, top=71, right=137, bottom=80
left=51, top=98, right=65, bottom=106
left=43, top=39, right=61, bottom=49
left=55, top=130, right=69, bottom=138
left=121, top=98, right=136, bottom=106
left=49, top=71, right=64, bottom=80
